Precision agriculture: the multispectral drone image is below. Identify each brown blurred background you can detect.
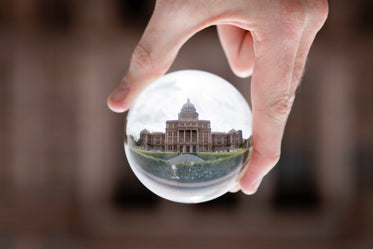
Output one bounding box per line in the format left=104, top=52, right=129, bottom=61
left=0, top=0, right=372, bottom=248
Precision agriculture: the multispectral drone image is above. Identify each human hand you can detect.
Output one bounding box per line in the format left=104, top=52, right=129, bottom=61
left=107, top=0, right=328, bottom=194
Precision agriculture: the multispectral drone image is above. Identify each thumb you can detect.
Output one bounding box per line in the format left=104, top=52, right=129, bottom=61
left=108, top=2, right=207, bottom=113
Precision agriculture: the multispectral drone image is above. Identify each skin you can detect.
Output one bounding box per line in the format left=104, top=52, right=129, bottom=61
left=107, top=0, right=328, bottom=195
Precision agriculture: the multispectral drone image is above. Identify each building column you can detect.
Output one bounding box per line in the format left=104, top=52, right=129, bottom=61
left=197, top=129, right=199, bottom=149
left=165, top=132, right=167, bottom=152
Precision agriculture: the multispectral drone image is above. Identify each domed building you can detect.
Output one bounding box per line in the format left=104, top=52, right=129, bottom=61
left=178, top=98, right=199, bottom=120
left=139, top=99, right=245, bottom=152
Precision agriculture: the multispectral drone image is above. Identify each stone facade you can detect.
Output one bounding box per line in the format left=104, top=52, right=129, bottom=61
left=139, top=99, right=245, bottom=152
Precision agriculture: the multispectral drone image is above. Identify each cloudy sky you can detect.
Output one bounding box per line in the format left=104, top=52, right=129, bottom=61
left=126, top=70, right=252, bottom=139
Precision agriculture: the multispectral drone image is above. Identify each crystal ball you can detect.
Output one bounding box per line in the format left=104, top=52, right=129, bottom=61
left=124, top=70, right=252, bottom=203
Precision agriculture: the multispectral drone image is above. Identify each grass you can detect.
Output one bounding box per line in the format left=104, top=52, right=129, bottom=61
left=130, top=147, right=250, bottom=183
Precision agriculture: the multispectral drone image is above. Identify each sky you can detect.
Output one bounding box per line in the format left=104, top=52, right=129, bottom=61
left=126, top=70, right=252, bottom=139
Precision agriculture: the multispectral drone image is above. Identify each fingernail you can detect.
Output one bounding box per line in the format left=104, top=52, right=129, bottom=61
left=229, top=183, right=240, bottom=193
left=243, top=177, right=263, bottom=195
left=110, top=84, right=130, bottom=102
left=251, top=177, right=263, bottom=193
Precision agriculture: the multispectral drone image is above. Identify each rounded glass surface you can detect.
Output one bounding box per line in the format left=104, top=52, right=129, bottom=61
left=124, top=70, right=252, bottom=203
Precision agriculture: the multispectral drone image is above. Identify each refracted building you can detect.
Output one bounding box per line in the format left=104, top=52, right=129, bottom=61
left=139, top=99, right=246, bottom=152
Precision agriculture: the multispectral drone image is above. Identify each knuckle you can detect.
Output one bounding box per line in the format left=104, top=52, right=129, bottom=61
left=130, top=40, right=172, bottom=78
left=271, top=0, right=328, bottom=37
left=266, top=93, right=294, bottom=126
left=254, top=147, right=281, bottom=166
left=131, top=43, right=154, bottom=72
left=268, top=153, right=281, bottom=165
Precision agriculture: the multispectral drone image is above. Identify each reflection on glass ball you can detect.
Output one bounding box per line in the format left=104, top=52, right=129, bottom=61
left=124, top=70, right=253, bottom=203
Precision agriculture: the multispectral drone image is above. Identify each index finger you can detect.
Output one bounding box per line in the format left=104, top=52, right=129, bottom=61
left=108, top=2, right=218, bottom=113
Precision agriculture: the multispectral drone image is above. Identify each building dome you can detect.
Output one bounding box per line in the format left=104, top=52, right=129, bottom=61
left=178, top=99, right=199, bottom=120
left=181, top=98, right=196, bottom=112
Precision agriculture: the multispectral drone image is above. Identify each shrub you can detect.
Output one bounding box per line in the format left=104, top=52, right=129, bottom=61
left=133, top=148, right=178, bottom=160
left=129, top=147, right=250, bottom=183
left=175, top=149, right=249, bottom=183
left=196, top=150, right=244, bottom=161
left=130, top=148, right=174, bottom=179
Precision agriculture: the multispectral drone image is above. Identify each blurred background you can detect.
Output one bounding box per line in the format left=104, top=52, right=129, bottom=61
left=0, top=0, right=372, bottom=248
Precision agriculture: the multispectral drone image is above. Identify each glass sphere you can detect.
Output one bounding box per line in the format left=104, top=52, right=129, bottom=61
left=124, top=70, right=252, bottom=203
